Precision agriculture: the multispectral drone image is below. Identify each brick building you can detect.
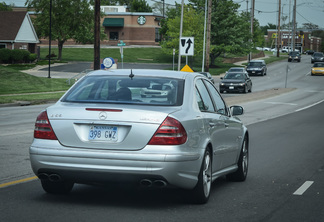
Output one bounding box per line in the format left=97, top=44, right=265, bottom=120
left=102, top=12, right=163, bottom=46
left=267, top=29, right=322, bottom=52
left=0, top=11, right=39, bottom=53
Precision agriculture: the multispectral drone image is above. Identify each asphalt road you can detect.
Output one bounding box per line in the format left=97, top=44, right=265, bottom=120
left=1, top=101, right=323, bottom=222
left=1, top=54, right=324, bottom=221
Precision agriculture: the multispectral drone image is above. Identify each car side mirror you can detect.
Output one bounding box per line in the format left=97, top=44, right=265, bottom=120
left=220, top=77, right=223, bottom=80
left=230, top=105, right=244, bottom=116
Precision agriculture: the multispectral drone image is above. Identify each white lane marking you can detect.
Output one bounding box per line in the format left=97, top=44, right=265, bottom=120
left=293, top=181, right=314, bottom=195
left=264, top=102, right=297, bottom=106
left=295, top=99, right=324, bottom=112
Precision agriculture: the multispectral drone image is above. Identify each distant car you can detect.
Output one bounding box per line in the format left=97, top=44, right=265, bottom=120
left=199, top=72, right=214, bottom=83
left=219, top=72, right=252, bottom=93
left=227, top=67, right=247, bottom=73
left=140, top=82, right=174, bottom=98
left=311, top=62, right=324, bottom=76
left=29, top=69, right=249, bottom=204
left=281, top=48, right=288, bottom=53
left=246, top=60, right=267, bottom=76
left=288, top=51, right=301, bottom=62
left=305, top=50, right=314, bottom=55
left=311, top=52, right=324, bottom=63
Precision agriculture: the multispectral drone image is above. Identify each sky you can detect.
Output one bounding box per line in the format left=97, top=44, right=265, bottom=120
left=4, top=0, right=324, bottom=29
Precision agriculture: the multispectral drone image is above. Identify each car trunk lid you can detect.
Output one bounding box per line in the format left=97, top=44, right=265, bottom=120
left=47, top=103, right=180, bottom=150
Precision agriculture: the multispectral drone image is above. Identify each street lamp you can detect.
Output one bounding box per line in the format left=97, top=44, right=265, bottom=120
left=161, top=0, right=165, bottom=18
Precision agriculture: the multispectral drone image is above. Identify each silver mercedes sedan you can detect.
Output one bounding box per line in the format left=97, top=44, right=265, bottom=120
left=30, top=69, right=249, bottom=204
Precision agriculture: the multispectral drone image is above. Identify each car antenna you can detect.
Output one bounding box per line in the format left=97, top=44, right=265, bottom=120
left=129, top=69, right=134, bottom=80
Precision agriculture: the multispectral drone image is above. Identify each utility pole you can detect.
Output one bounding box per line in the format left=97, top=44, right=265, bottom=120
left=177, top=0, right=184, bottom=71
left=162, top=0, right=165, bottom=18
left=292, top=0, right=296, bottom=51
left=201, top=0, right=207, bottom=72
left=94, top=0, right=101, bottom=70
left=205, top=0, right=212, bottom=72
left=249, top=0, right=255, bottom=61
left=277, top=0, right=281, bottom=57
left=48, top=0, right=52, bottom=78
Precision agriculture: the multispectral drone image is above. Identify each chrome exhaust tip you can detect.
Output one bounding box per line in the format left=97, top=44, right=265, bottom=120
left=140, top=179, right=152, bottom=187
left=48, top=174, right=62, bottom=182
left=153, top=180, right=167, bottom=188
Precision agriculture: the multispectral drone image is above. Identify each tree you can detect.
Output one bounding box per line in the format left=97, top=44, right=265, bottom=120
left=130, top=0, right=152, bottom=12
left=160, top=4, right=205, bottom=57
left=100, top=0, right=118, bottom=5
left=302, top=23, right=319, bottom=30
left=26, top=0, right=98, bottom=60
left=260, top=23, right=276, bottom=35
left=200, top=0, right=251, bottom=65
left=312, top=30, right=324, bottom=52
left=0, top=2, right=13, bottom=11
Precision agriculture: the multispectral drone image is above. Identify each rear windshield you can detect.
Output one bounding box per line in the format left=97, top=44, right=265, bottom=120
left=248, top=62, right=263, bottom=67
left=62, top=75, right=184, bottom=106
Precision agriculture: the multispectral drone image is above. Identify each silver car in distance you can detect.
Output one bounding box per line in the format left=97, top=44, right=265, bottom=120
left=30, top=69, right=249, bottom=204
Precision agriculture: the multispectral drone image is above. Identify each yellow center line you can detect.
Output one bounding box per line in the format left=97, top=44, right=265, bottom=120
left=0, top=176, right=38, bottom=188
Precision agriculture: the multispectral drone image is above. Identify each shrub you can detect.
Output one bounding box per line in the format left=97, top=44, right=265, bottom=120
left=45, top=53, right=57, bottom=59
left=11, top=49, right=31, bottom=63
left=28, top=53, right=37, bottom=62
left=0, top=48, right=12, bottom=63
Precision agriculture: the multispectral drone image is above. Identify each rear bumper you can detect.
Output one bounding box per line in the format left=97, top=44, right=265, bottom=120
left=30, top=139, right=202, bottom=189
left=247, top=70, right=263, bottom=75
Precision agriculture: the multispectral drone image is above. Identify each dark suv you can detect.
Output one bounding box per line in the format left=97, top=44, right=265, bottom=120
left=288, top=51, right=301, bottom=62
left=246, top=60, right=267, bottom=76
left=311, top=52, right=324, bottom=63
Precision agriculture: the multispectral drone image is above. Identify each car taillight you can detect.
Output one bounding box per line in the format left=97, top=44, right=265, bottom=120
left=34, top=111, right=57, bottom=140
left=148, top=117, right=187, bottom=145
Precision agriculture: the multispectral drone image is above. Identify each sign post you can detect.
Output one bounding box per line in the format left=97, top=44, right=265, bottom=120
left=117, top=40, right=126, bottom=69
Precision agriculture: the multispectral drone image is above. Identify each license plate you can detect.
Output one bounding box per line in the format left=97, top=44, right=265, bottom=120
left=252, top=71, right=255, bottom=73
left=229, top=86, right=234, bottom=89
left=88, top=125, right=118, bottom=141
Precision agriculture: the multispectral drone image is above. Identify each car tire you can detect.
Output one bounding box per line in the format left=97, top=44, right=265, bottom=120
left=226, top=136, right=248, bottom=182
left=191, top=149, right=212, bottom=204
left=41, top=179, right=74, bottom=194
left=243, top=86, right=248, bottom=94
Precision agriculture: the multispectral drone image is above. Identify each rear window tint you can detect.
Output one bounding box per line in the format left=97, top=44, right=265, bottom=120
left=62, top=75, right=184, bottom=106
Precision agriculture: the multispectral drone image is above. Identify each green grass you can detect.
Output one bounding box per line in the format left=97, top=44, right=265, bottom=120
left=40, top=47, right=173, bottom=63
left=1, top=47, right=287, bottom=104
left=0, top=65, right=70, bottom=104
left=0, top=92, right=66, bottom=105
